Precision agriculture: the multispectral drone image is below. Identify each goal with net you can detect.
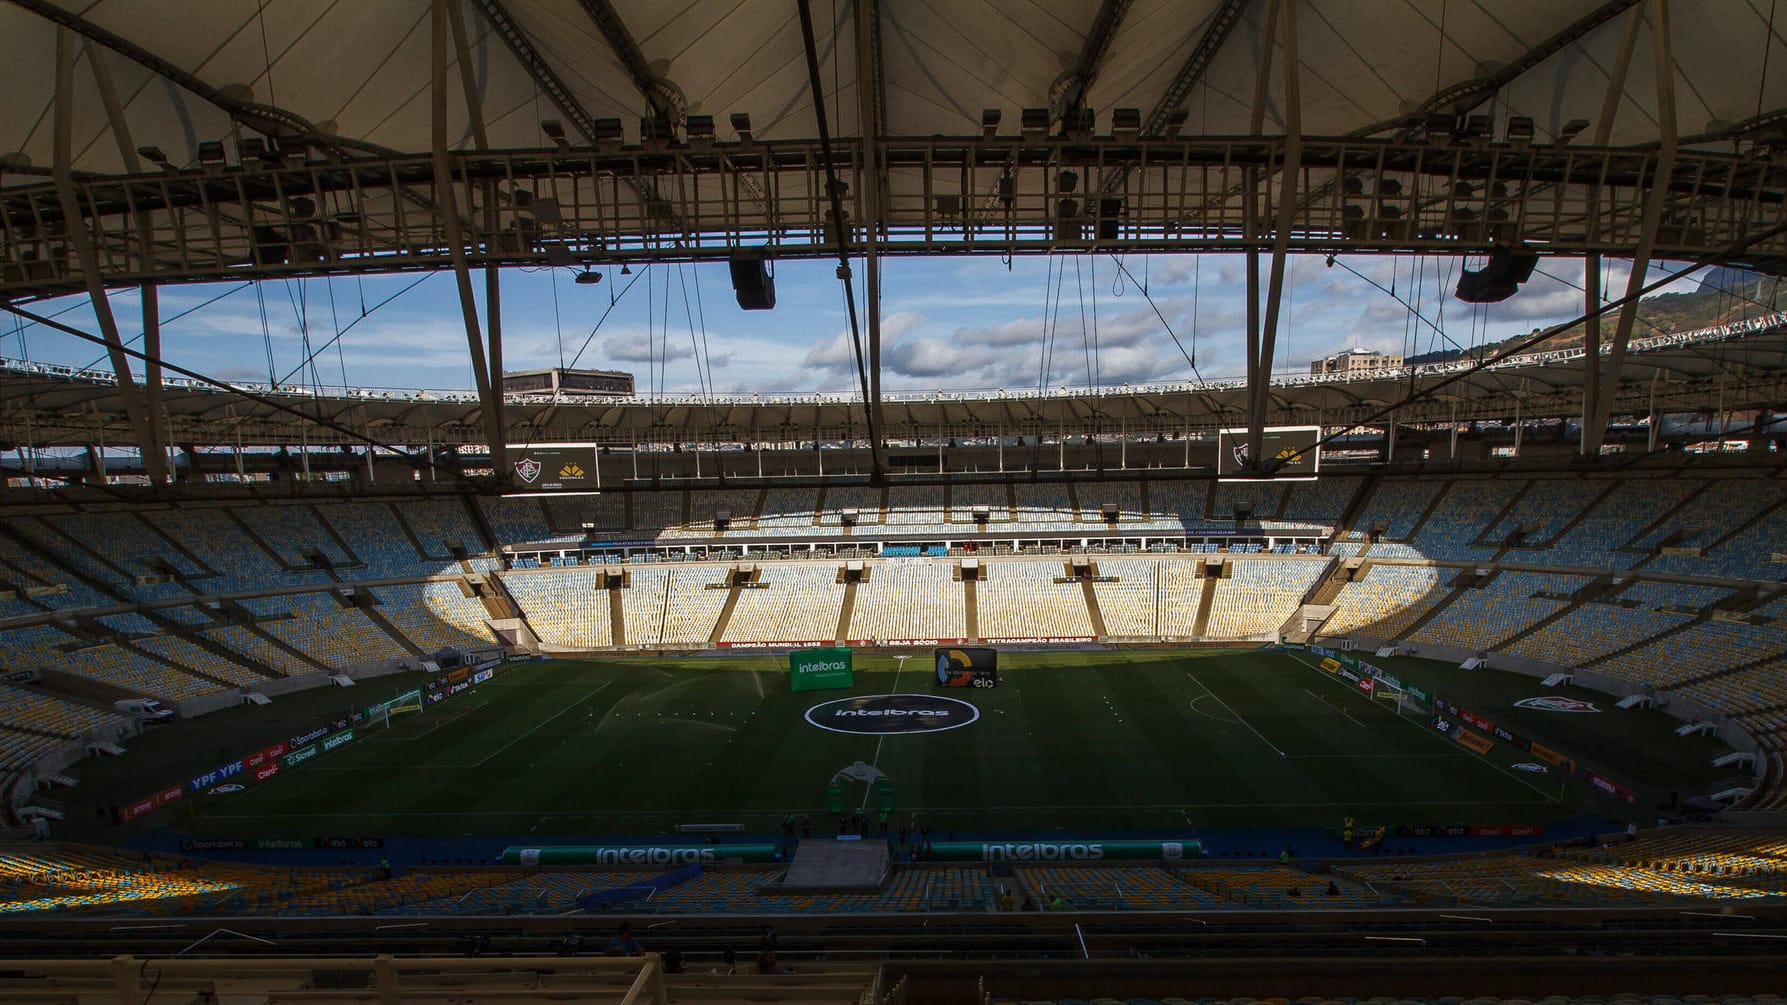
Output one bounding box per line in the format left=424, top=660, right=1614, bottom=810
left=368, top=688, right=425, bottom=729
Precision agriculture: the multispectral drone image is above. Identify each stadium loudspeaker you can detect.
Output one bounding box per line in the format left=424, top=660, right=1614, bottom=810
left=729, top=251, right=776, bottom=310
left=1455, top=245, right=1539, bottom=303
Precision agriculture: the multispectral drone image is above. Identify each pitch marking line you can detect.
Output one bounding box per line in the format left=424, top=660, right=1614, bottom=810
left=1187, top=671, right=1286, bottom=757
left=858, top=651, right=917, bottom=812
left=1187, top=693, right=1239, bottom=724
left=1287, top=653, right=1563, bottom=803
left=474, top=681, right=617, bottom=767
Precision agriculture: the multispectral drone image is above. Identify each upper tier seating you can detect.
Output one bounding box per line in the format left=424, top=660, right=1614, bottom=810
left=1353, top=479, right=1445, bottom=542
left=234, top=504, right=353, bottom=568
left=313, top=502, right=434, bottom=577
left=394, top=498, right=486, bottom=557
left=6, top=515, right=186, bottom=603
left=142, top=506, right=322, bottom=591
left=1404, top=479, right=1521, bottom=561
left=477, top=497, right=569, bottom=545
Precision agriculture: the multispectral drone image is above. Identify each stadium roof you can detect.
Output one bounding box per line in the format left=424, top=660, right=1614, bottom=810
left=0, top=0, right=1781, bottom=172
left=5, top=0, right=1787, bottom=473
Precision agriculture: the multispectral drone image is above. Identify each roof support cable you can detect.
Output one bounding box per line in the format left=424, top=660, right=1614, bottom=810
left=276, top=272, right=435, bottom=387
left=325, top=277, right=350, bottom=389
left=796, top=0, right=882, bottom=479
left=255, top=282, right=277, bottom=388
left=1267, top=218, right=1787, bottom=474
left=565, top=266, right=649, bottom=373
left=1325, top=255, right=1470, bottom=357
left=0, top=301, right=463, bottom=481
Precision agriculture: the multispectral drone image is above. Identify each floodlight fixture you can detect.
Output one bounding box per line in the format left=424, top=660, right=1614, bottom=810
left=640, top=116, right=673, bottom=149
left=541, top=119, right=571, bottom=153
left=1020, top=107, right=1050, bottom=140
left=1162, top=108, right=1190, bottom=138
left=1111, top=107, right=1141, bottom=141
left=593, top=118, right=624, bottom=151
left=981, top=108, right=1002, bottom=138
left=685, top=113, right=715, bottom=148
left=730, top=112, right=753, bottom=143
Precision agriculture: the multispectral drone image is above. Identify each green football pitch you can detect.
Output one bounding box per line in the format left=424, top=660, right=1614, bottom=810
left=61, top=649, right=1738, bottom=841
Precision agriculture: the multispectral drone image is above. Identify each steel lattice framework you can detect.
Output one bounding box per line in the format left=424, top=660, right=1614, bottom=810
left=4, top=137, right=1787, bottom=300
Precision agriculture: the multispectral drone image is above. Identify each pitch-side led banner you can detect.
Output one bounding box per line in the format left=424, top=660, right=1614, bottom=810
left=1455, top=729, right=1496, bottom=755
left=1585, top=769, right=1638, bottom=805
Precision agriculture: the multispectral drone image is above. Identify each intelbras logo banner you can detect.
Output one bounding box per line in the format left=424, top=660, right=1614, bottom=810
left=804, top=694, right=980, bottom=735
left=789, top=646, right=855, bottom=692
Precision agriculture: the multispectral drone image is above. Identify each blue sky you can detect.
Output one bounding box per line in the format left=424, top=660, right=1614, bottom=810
left=0, top=252, right=1704, bottom=397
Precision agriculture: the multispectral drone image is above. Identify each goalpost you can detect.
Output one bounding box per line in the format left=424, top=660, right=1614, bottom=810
left=1369, top=677, right=1421, bottom=718
left=370, top=688, right=425, bottom=729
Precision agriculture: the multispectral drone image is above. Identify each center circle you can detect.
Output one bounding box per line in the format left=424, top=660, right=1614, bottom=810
left=803, top=693, right=981, bottom=735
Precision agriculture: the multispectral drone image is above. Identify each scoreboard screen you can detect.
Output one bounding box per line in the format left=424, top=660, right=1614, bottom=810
left=1216, top=425, right=1321, bottom=480
left=935, top=647, right=997, bottom=688
left=507, top=446, right=597, bottom=491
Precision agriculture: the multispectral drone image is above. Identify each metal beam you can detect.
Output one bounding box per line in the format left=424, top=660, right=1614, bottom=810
left=5, top=137, right=1787, bottom=300
left=1143, top=0, right=1248, bottom=136
left=433, top=0, right=507, bottom=482
left=140, top=284, right=169, bottom=484
left=450, top=0, right=506, bottom=470
left=1594, top=3, right=1647, bottom=147
left=1248, top=0, right=1301, bottom=472
left=470, top=0, right=606, bottom=144
left=1581, top=252, right=1603, bottom=449
left=797, top=0, right=884, bottom=480
left=576, top=0, right=682, bottom=122
left=1056, top=0, right=1133, bottom=126
left=1349, top=0, right=1643, bottom=138
left=50, top=27, right=166, bottom=486
left=1586, top=0, right=1676, bottom=456
left=857, top=0, right=886, bottom=433
left=1577, top=7, right=1642, bottom=455
left=447, top=0, right=490, bottom=152
left=12, top=0, right=392, bottom=160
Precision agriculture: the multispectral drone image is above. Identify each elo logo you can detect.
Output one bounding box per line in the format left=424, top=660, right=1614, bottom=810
left=804, top=694, right=980, bottom=735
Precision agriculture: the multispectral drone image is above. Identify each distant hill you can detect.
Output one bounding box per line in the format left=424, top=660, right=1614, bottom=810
left=1406, top=268, right=1784, bottom=366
